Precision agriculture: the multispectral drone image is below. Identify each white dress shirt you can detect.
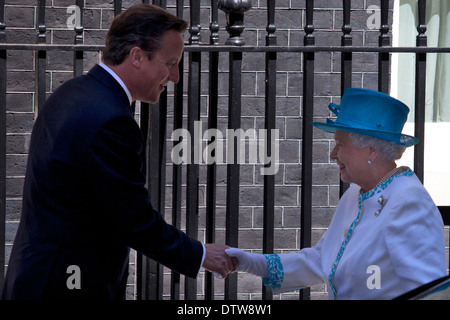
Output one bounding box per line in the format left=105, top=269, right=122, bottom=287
left=98, top=62, right=133, bottom=105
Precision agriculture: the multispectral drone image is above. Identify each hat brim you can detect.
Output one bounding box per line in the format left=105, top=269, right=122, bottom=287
left=312, top=121, right=419, bottom=147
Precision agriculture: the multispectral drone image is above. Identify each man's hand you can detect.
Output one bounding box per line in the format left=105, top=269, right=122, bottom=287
left=202, top=243, right=238, bottom=279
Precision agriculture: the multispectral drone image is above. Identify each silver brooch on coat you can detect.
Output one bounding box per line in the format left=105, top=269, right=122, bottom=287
left=374, top=195, right=387, bottom=217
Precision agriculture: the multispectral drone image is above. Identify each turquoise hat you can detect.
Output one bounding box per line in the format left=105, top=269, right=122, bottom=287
left=312, top=88, right=418, bottom=147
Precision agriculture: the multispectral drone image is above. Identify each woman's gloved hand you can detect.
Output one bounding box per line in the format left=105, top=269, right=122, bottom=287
left=225, top=247, right=269, bottom=278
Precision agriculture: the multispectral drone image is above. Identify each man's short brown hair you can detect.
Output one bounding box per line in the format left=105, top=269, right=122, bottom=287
left=103, top=4, right=188, bottom=66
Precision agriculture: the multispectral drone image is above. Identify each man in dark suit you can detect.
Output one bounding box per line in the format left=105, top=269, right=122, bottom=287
left=1, top=4, right=235, bottom=300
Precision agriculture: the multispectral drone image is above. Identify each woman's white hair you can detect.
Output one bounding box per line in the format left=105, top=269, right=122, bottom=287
left=349, top=132, right=406, bottom=163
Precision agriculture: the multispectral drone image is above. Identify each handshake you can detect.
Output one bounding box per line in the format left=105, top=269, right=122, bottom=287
left=202, top=244, right=268, bottom=279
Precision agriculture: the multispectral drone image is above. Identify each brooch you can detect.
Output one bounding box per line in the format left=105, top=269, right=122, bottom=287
left=374, top=195, right=387, bottom=217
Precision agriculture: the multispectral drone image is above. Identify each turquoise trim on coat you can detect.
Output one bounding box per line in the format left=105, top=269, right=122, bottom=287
left=262, top=254, right=284, bottom=290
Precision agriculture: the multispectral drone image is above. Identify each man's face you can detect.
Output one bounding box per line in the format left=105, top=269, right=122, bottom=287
left=136, top=29, right=184, bottom=104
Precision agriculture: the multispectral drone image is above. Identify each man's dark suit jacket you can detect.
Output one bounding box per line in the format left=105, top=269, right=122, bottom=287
left=1, top=65, right=203, bottom=300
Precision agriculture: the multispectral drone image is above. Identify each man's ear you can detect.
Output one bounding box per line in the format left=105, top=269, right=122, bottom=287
left=129, top=47, right=144, bottom=68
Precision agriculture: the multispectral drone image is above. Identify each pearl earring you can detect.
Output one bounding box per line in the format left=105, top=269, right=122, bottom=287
left=368, top=160, right=372, bottom=164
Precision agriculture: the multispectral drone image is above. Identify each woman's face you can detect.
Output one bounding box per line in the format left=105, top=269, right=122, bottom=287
left=330, top=130, right=371, bottom=185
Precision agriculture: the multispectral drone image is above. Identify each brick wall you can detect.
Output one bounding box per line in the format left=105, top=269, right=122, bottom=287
left=3, top=0, right=390, bottom=300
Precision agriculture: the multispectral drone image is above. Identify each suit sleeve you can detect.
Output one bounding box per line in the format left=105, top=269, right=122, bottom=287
left=85, top=115, right=203, bottom=278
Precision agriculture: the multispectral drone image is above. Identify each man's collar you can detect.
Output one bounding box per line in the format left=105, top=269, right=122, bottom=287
left=98, top=62, right=133, bottom=105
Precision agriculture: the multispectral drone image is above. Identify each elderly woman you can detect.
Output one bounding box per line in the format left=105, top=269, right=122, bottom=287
left=226, top=88, right=447, bottom=299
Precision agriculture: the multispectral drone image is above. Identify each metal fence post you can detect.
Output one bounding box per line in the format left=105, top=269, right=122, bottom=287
left=339, top=0, right=352, bottom=196
left=300, top=0, right=315, bottom=300
left=414, top=0, right=427, bottom=183
left=262, top=0, right=276, bottom=301
left=34, top=0, right=46, bottom=118
left=378, top=0, right=390, bottom=93
left=185, top=0, right=202, bottom=300
left=219, top=0, right=252, bottom=300
left=0, top=0, right=6, bottom=290
left=73, top=0, right=84, bottom=77
left=205, top=0, right=220, bottom=300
